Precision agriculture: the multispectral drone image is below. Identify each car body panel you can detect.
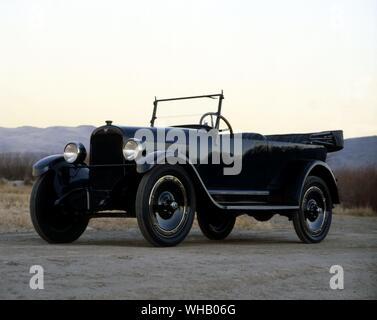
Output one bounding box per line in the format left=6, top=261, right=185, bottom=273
left=32, top=94, right=343, bottom=217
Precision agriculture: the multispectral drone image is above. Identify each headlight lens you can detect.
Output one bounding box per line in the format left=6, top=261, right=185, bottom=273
left=64, top=142, right=87, bottom=164
left=123, top=139, right=143, bottom=161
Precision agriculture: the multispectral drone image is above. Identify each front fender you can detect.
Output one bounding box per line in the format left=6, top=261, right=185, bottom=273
left=135, top=151, right=224, bottom=210
left=136, top=151, right=190, bottom=174
left=32, top=154, right=89, bottom=189
left=32, top=155, right=89, bottom=201
left=136, top=151, right=166, bottom=174
left=32, top=155, right=66, bottom=177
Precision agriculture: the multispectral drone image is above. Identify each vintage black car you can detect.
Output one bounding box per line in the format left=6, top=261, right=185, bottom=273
left=30, top=92, right=344, bottom=247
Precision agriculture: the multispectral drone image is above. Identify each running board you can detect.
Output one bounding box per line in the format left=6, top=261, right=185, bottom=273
left=208, top=189, right=297, bottom=210
left=209, top=190, right=270, bottom=196
left=189, top=165, right=299, bottom=211
left=223, top=205, right=299, bottom=211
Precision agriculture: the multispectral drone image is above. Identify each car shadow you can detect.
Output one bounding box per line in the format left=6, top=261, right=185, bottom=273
left=70, top=235, right=300, bottom=248
left=13, top=231, right=299, bottom=248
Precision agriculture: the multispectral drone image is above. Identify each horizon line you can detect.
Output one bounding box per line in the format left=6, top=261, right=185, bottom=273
left=0, top=124, right=376, bottom=140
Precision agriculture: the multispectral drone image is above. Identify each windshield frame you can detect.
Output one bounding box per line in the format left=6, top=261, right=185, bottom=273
left=150, top=92, right=224, bottom=129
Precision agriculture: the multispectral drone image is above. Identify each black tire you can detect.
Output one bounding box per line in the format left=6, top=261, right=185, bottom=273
left=293, top=176, right=333, bottom=244
left=135, top=165, right=196, bottom=247
left=30, top=173, right=89, bottom=244
left=197, top=206, right=236, bottom=240
left=252, top=213, right=274, bottom=222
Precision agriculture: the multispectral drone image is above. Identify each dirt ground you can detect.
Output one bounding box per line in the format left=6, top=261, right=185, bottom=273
left=0, top=215, right=376, bottom=300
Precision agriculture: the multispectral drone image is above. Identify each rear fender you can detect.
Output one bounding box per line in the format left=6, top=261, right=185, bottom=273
left=283, top=160, right=340, bottom=206
left=304, top=162, right=340, bottom=204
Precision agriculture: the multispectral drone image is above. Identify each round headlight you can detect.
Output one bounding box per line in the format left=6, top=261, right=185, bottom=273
left=123, top=139, right=143, bottom=161
left=64, top=142, right=87, bottom=164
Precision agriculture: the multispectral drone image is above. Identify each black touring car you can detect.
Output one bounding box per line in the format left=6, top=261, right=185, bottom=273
left=30, top=92, right=344, bottom=247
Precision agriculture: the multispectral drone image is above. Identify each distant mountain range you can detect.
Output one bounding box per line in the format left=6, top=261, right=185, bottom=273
left=0, top=126, right=95, bottom=154
left=327, top=135, right=377, bottom=170
left=0, top=126, right=376, bottom=169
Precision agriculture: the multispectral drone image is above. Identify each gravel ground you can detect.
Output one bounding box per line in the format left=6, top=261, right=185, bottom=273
left=0, top=215, right=376, bottom=300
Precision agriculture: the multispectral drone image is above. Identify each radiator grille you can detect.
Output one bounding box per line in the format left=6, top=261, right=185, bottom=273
left=90, top=132, right=125, bottom=189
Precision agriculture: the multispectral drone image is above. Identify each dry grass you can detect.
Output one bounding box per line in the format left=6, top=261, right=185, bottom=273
left=0, top=166, right=376, bottom=231
left=0, top=183, right=278, bottom=232
left=0, top=183, right=375, bottom=232
left=0, top=184, right=139, bottom=232
left=0, top=184, right=33, bottom=231
left=89, top=218, right=139, bottom=230
left=0, top=153, right=376, bottom=213
left=333, top=206, right=376, bottom=217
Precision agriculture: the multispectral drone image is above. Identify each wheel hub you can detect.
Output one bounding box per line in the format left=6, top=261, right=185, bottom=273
left=157, top=191, right=178, bottom=217
left=302, top=186, right=327, bottom=235
left=170, top=201, right=179, bottom=210
left=305, top=199, right=322, bottom=221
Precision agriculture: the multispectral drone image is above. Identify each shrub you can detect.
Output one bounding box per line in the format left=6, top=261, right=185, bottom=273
left=334, top=167, right=377, bottom=213
left=0, top=153, right=43, bottom=182
left=0, top=153, right=375, bottom=213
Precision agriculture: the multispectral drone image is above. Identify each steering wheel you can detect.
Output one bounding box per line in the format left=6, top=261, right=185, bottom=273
left=199, top=112, right=233, bottom=135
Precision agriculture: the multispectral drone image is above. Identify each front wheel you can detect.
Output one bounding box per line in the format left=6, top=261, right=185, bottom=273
left=293, top=176, right=332, bottom=244
left=135, top=165, right=196, bottom=247
left=30, top=173, right=89, bottom=244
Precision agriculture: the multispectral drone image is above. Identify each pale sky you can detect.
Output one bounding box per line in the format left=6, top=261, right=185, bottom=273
left=0, top=0, right=376, bottom=138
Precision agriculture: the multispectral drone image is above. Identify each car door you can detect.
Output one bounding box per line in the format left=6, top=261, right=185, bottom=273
left=195, top=132, right=269, bottom=191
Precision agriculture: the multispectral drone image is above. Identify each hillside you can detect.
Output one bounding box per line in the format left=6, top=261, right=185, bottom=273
left=0, top=126, right=376, bottom=169
left=0, top=126, right=95, bottom=154
left=327, top=136, right=377, bottom=170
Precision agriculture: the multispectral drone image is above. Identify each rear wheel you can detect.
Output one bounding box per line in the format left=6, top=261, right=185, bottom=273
left=135, top=165, right=196, bottom=247
left=197, top=206, right=236, bottom=240
left=30, top=173, right=89, bottom=244
left=293, top=176, right=332, bottom=243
